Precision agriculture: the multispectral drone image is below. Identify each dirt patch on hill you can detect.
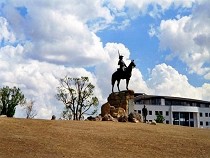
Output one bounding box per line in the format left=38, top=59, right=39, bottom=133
left=0, top=118, right=210, bottom=158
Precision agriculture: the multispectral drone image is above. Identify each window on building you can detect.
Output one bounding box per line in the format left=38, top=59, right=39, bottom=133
left=166, top=111, right=169, bottom=116
left=172, top=100, right=183, bottom=105
left=149, top=111, right=152, bottom=115
left=200, top=121, right=203, bottom=126
left=205, top=113, right=208, bottom=117
left=166, top=120, right=169, bottom=124
left=196, top=103, right=200, bottom=107
left=151, top=98, right=161, bottom=105
left=200, top=113, right=203, bottom=117
left=138, top=110, right=141, bottom=114
left=134, top=110, right=137, bottom=112
left=165, top=99, right=171, bottom=106
left=209, top=113, right=210, bottom=117
left=190, top=112, right=193, bottom=119
left=200, top=104, right=204, bottom=107
left=180, top=112, right=185, bottom=118
left=191, top=103, right=195, bottom=106
left=155, top=111, right=163, bottom=115
left=190, top=121, right=194, bottom=127
left=206, top=122, right=209, bottom=126
left=173, top=112, right=179, bottom=120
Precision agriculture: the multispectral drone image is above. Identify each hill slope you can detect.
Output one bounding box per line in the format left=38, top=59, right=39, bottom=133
left=0, top=118, right=210, bottom=158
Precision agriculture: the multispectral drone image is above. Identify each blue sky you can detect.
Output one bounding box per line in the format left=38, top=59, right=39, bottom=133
left=97, top=7, right=205, bottom=86
left=0, top=0, right=210, bottom=119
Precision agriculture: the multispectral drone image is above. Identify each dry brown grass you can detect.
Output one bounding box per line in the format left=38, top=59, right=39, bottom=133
left=0, top=118, right=210, bottom=158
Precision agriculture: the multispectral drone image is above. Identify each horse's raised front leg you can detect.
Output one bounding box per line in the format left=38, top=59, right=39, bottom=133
left=117, top=79, right=120, bottom=92
left=126, top=79, right=130, bottom=90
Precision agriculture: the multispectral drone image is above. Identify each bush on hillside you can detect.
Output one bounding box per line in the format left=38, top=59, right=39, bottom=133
left=155, top=113, right=165, bottom=123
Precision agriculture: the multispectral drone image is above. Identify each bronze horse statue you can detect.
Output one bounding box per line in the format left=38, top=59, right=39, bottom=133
left=111, top=60, right=136, bottom=92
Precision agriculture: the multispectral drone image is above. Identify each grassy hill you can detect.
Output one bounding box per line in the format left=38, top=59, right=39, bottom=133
left=0, top=118, right=210, bottom=158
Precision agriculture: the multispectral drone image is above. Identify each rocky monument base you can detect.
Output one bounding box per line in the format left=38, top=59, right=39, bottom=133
left=101, top=90, right=136, bottom=121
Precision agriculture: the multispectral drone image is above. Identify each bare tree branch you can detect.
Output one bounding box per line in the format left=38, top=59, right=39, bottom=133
left=24, top=99, right=37, bottom=119
left=56, top=76, right=98, bottom=120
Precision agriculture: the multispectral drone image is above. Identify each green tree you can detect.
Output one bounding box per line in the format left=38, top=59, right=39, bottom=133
left=56, top=76, right=99, bottom=120
left=0, top=86, right=25, bottom=117
left=155, top=112, right=165, bottom=123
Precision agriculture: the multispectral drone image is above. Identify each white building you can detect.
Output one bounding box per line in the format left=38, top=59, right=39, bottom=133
left=134, top=93, right=210, bottom=128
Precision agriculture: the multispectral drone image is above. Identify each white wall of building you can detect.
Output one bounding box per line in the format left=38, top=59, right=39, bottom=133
left=134, top=104, right=170, bottom=123
left=199, top=108, right=210, bottom=128
left=134, top=102, right=210, bottom=128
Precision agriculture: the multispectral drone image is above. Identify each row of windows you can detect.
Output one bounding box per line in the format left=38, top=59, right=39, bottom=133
left=165, top=99, right=210, bottom=107
left=135, top=98, right=210, bottom=108
left=200, top=113, right=210, bottom=117
left=135, top=99, right=210, bottom=107
left=136, top=110, right=169, bottom=116
left=136, top=110, right=210, bottom=118
left=200, top=121, right=210, bottom=126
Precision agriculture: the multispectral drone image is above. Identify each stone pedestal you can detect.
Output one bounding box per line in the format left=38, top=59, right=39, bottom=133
left=101, top=90, right=135, bottom=118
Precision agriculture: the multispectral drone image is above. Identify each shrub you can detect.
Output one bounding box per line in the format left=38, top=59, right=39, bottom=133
left=155, top=112, right=165, bottom=123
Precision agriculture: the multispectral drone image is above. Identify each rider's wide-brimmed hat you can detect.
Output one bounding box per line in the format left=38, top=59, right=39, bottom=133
left=119, top=55, right=124, bottom=58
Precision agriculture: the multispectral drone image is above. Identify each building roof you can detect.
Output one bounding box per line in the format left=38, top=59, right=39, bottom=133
left=135, top=93, right=210, bottom=104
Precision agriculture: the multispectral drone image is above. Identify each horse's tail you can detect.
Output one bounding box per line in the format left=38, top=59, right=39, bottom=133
left=111, top=72, right=116, bottom=93
left=112, top=71, right=117, bottom=85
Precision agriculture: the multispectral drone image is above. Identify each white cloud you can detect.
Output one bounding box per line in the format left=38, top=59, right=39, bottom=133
left=200, top=83, right=210, bottom=101
left=148, top=24, right=157, bottom=37
left=204, top=73, right=210, bottom=80
left=0, top=43, right=104, bottom=119
left=1, top=0, right=202, bottom=67
left=1, top=1, right=111, bottom=66
left=147, top=63, right=210, bottom=101
left=108, top=0, right=126, bottom=11
left=95, top=42, right=151, bottom=98
left=0, top=17, right=15, bottom=43
left=106, top=0, right=198, bottom=19
left=0, top=0, right=210, bottom=120
left=156, top=0, right=210, bottom=78
left=96, top=49, right=210, bottom=102
left=147, top=63, right=201, bottom=99
left=95, top=43, right=130, bottom=97
left=7, top=59, right=103, bottom=119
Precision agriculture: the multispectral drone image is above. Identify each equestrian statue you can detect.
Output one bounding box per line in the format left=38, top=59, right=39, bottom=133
left=111, top=51, right=136, bottom=92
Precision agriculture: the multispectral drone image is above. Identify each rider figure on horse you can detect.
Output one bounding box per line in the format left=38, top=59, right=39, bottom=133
left=112, top=51, right=136, bottom=92
left=118, top=54, right=127, bottom=73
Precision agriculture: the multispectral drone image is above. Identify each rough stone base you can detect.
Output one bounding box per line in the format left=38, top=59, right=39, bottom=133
left=101, top=90, right=134, bottom=120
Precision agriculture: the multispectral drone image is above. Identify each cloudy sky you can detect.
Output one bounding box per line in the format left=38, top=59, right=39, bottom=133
left=0, top=0, right=210, bottom=119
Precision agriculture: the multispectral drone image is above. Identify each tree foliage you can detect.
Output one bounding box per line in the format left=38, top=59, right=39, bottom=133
left=56, top=76, right=99, bottom=120
left=0, top=86, right=25, bottom=117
